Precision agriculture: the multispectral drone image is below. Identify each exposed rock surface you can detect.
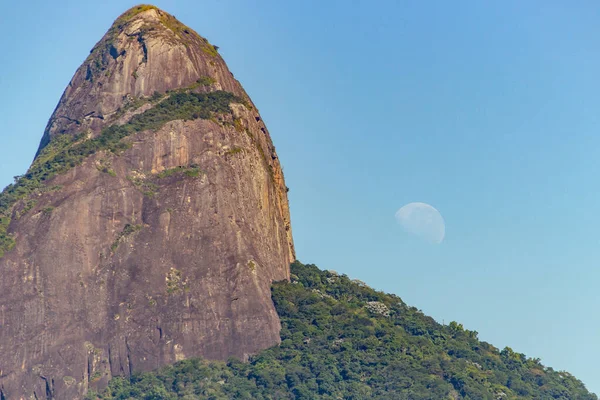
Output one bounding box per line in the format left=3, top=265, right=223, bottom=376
left=0, top=5, right=294, bottom=399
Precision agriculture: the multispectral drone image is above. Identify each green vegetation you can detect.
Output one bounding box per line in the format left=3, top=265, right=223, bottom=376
left=184, top=168, right=201, bottom=178
left=0, top=215, right=14, bottom=258
left=168, top=78, right=224, bottom=97
left=201, top=43, right=220, bottom=57
left=166, top=267, right=188, bottom=294
left=134, top=91, right=240, bottom=125
left=41, top=206, right=55, bottom=215
left=63, top=376, right=76, bottom=387
left=15, top=199, right=37, bottom=220
left=127, top=174, right=159, bottom=198
left=88, top=261, right=596, bottom=399
left=233, top=118, right=244, bottom=133
left=111, top=224, right=143, bottom=252
left=91, top=371, right=105, bottom=384
left=127, top=165, right=203, bottom=198
left=225, top=146, right=244, bottom=156
left=156, top=165, right=203, bottom=179
left=151, top=91, right=164, bottom=102
left=112, top=91, right=166, bottom=121
left=155, top=168, right=180, bottom=179
left=0, top=90, right=242, bottom=258
left=191, top=76, right=216, bottom=88
left=247, top=260, right=257, bottom=273
left=115, top=5, right=158, bottom=25
left=147, top=295, right=157, bottom=306
left=96, top=158, right=116, bottom=176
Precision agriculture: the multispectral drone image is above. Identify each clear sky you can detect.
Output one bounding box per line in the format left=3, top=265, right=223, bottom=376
left=1, top=0, right=599, bottom=393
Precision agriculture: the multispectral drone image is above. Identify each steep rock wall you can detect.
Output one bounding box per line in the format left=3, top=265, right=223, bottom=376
left=0, top=6, right=294, bottom=399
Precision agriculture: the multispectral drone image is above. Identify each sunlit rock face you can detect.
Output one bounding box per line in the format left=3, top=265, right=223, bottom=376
left=0, top=5, right=294, bottom=399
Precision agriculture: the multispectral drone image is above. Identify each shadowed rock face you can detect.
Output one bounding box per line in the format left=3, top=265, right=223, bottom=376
left=0, top=5, right=294, bottom=399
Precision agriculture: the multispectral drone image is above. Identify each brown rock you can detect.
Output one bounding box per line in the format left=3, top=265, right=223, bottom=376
left=0, top=5, right=294, bottom=399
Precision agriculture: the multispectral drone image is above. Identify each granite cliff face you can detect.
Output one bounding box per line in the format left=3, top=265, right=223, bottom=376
left=0, top=5, right=294, bottom=399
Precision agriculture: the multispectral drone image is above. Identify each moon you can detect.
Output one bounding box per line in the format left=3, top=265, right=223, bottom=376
left=395, top=202, right=445, bottom=244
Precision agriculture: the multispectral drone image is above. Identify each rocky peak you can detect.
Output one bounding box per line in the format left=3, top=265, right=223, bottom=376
left=0, top=5, right=294, bottom=399
left=38, top=4, right=241, bottom=153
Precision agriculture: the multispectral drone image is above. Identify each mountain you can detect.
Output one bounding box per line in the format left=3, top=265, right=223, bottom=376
left=87, top=261, right=597, bottom=400
left=0, top=5, right=294, bottom=399
left=0, top=5, right=596, bottom=400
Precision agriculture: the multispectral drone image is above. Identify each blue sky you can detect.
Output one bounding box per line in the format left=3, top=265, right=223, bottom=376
left=1, top=0, right=599, bottom=393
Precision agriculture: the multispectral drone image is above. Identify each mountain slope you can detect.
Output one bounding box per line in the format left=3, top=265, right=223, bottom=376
left=87, top=261, right=596, bottom=399
left=0, top=5, right=293, bottom=399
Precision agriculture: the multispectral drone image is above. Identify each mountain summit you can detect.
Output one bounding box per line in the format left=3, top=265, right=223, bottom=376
left=0, top=5, right=294, bottom=399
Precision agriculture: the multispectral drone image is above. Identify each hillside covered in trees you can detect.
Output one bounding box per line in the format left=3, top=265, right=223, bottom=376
left=87, top=261, right=596, bottom=399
